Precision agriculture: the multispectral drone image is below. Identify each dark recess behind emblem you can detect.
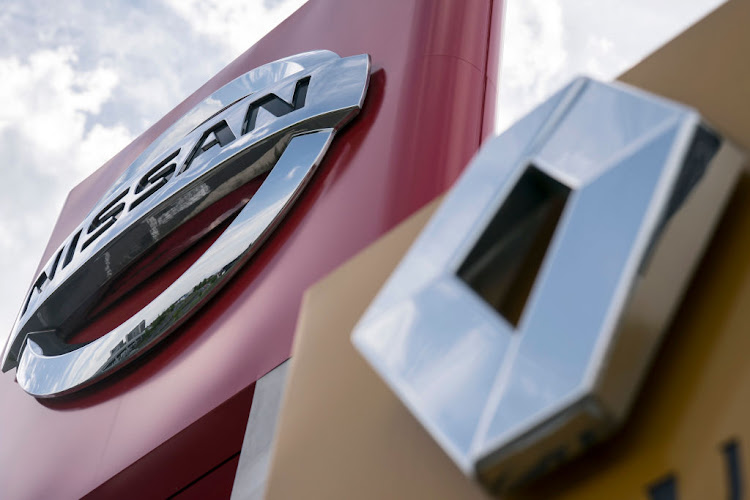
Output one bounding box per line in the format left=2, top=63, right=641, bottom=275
left=458, top=166, right=571, bottom=327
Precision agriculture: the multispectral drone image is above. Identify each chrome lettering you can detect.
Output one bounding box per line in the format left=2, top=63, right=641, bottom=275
left=3, top=51, right=371, bottom=398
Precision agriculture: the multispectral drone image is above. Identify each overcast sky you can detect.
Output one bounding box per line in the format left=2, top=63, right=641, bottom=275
left=0, top=0, right=725, bottom=351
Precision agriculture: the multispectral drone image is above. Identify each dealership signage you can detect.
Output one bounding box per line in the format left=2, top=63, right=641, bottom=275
left=2, top=50, right=370, bottom=398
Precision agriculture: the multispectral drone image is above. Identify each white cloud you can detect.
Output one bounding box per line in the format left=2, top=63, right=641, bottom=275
left=0, top=47, right=134, bottom=347
left=497, top=0, right=568, bottom=131
left=74, top=123, right=134, bottom=176
left=496, top=0, right=726, bottom=132
left=163, top=0, right=309, bottom=58
left=0, top=47, right=130, bottom=178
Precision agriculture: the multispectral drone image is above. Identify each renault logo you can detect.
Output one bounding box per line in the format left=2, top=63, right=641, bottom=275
left=353, top=77, right=742, bottom=492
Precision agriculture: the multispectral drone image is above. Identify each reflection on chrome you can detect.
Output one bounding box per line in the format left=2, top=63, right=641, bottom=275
left=352, top=78, right=744, bottom=492
left=6, top=51, right=370, bottom=397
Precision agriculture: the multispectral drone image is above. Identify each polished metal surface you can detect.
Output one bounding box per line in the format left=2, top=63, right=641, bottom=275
left=352, top=78, right=743, bottom=491
left=231, top=361, right=289, bottom=500
left=4, top=51, right=370, bottom=397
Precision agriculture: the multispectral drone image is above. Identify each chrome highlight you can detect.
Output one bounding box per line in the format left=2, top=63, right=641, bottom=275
left=352, top=78, right=743, bottom=491
left=4, top=51, right=370, bottom=397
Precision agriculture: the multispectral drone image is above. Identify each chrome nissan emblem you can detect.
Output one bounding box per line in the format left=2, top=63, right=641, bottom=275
left=2, top=50, right=370, bottom=397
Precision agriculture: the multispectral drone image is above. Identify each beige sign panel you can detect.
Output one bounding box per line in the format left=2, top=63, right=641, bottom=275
left=263, top=200, right=494, bottom=500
